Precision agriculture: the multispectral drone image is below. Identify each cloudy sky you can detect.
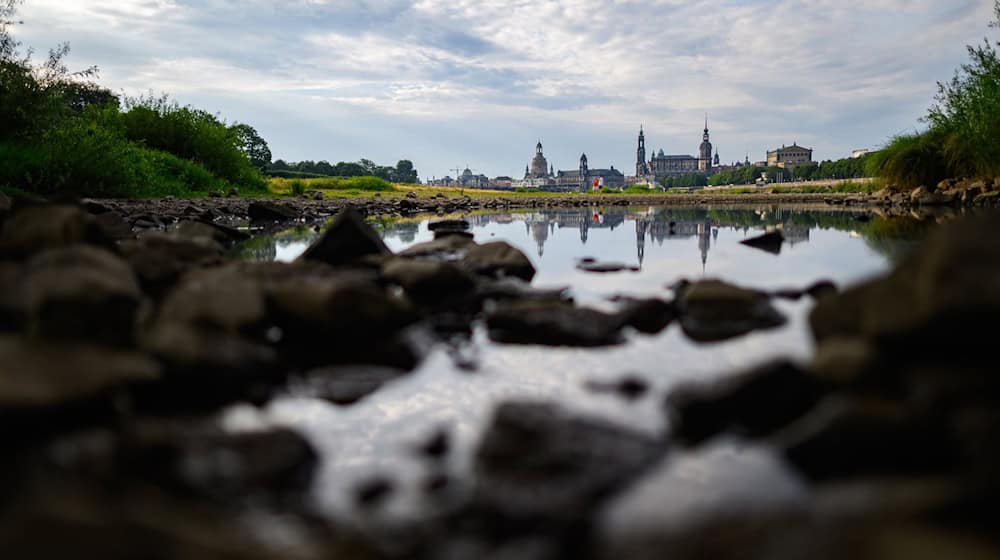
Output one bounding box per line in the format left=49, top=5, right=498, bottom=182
left=13, top=0, right=996, bottom=180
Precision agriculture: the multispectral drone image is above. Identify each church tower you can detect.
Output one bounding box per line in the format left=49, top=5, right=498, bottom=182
left=699, top=115, right=713, bottom=173
left=636, top=126, right=649, bottom=177
left=579, top=153, right=589, bottom=190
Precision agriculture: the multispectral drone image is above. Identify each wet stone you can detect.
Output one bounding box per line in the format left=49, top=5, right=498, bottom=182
left=381, top=258, right=477, bottom=303
left=486, top=300, right=626, bottom=347
left=247, top=201, right=297, bottom=223
left=472, top=401, right=666, bottom=523
left=462, top=241, right=536, bottom=281
left=0, top=205, right=109, bottom=260
left=585, top=376, right=650, bottom=402
left=299, top=207, right=391, bottom=267
left=23, top=246, right=143, bottom=346
left=0, top=335, right=160, bottom=412
left=739, top=230, right=785, bottom=255
left=576, top=260, right=641, bottom=273
left=295, top=365, right=409, bottom=405
left=677, top=279, right=787, bottom=343
left=428, top=219, right=470, bottom=232
left=119, top=233, right=225, bottom=299
left=666, top=360, right=828, bottom=445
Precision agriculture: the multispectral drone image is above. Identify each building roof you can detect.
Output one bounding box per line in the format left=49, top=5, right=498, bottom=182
left=653, top=154, right=698, bottom=161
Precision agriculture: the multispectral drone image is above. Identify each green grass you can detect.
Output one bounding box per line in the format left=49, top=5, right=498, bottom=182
left=865, top=132, right=950, bottom=191
left=270, top=176, right=395, bottom=194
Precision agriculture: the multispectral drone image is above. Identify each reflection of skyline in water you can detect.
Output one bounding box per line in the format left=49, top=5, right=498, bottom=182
left=413, top=207, right=817, bottom=270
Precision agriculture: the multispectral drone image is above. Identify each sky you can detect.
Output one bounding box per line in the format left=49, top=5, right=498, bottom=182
left=12, top=0, right=997, bottom=180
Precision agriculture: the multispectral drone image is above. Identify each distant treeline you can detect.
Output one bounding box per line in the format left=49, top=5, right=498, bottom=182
left=268, top=159, right=419, bottom=184
left=707, top=154, right=873, bottom=187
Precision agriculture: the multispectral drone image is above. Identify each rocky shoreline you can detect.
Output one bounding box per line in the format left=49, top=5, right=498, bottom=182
left=1, top=190, right=999, bottom=559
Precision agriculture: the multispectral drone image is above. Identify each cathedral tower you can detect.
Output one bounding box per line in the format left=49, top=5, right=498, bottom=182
left=636, top=126, right=649, bottom=176
left=699, top=115, right=713, bottom=173
left=579, top=153, right=589, bottom=190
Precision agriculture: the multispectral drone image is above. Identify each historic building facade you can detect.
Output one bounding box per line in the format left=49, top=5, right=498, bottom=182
left=767, top=143, right=814, bottom=170
left=638, top=118, right=716, bottom=179
left=525, top=141, right=552, bottom=179
left=555, top=153, right=625, bottom=189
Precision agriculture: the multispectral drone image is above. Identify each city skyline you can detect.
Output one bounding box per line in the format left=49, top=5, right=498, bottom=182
left=14, top=1, right=995, bottom=180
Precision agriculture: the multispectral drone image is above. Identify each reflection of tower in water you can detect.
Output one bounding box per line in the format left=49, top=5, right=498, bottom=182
left=697, top=222, right=711, bottom=274
left=635, top=218, right=649, bottom=266
left=579, top=211, right=589, bottom=245
left=530, top=221, right=549, bottom=257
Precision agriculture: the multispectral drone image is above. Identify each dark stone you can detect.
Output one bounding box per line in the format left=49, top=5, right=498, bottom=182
left=355, top=477, right=394, bottom=508
left=417, top=429, right=451, bottom=459
left=772, top=279, right=838, bottom=301
left=576, top=261, right=641, bottom=273
left=171, top=220, right=249, bottom=246
left=23, top=246, right=143, bottom=346
left=381, top=258, right=477, bottom=302
left=0, top=205, right=108, bottom=259
left=0, top=263, right=26, bottom=331
left=615, top=297, right=676, bottom=334
left=0, top=192, right=11, bottom=216
left=296, top=365, right=409, bottom=405
left=585, top=376, right=649, bottom=401
left=775, top=397, right=957, bottom=481
left=665, top=360, right=828, bottom=445
left=739, top=230, right=784, bottom=255
left=428, top=219, right=470, bottom=232
left=677, top=279, right=786, bottom=343
left=486, top=300, right=626, bottom=347
left=247, top=201, right=297, bottom=223
left=119, top=234, right=225, bottom=299
left=472, top=401, right=665, bottom=522
left=0, top=335, right=160, bottom=412
left=121, top=424, right=318, bottom=500
left=400, top=235, right=476, bottom=259
left=93, top=211, right=133, bottom=241
left=299, top=207, right=391, bottom=267
left=463, top=241, right=536, bottom=281
left=208, top=190, right=222, bottom=198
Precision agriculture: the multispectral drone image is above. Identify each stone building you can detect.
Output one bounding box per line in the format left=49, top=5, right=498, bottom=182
left=639, top=119, right=715, bottom=179
left=555, top=154, right=625, bottom=189
left=767, top=143, right=814, bottom=170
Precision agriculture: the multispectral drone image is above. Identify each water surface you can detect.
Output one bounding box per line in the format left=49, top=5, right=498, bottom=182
left=228, top=205, right=906, bottom=525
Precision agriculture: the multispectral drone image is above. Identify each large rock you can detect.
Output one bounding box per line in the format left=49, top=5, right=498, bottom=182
left=299, top=207, right=391, bottom=267
left=0, top=205, right=108, bottom=259
left=0, top=336, right=160, bottom=412
left=156, top=265, right=266, bottom=333
left=23, top=246, right=143, bottom=346
left=739, top=230, right=784, bottom=255
left=0, top=263, right=25, bottom=331
left=247, top=201, right=298, bottom=223
left=462, top=241, right=536, bottom=281
left=677, top=279, right=786, bottom=342
left=119, top=233, right=225, bottom=299
left=486, top=300, right=626, bottom=347
left=294, top=365, right=410, bottom=405
left=473, top=401, right=665, bottom=524
left=381, top=258, right=477, bottom=303
left=665, top=360, right=828, bottom=445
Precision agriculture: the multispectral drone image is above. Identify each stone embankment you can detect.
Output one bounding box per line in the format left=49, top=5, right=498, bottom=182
left=0, top=189, right=999, bottom=558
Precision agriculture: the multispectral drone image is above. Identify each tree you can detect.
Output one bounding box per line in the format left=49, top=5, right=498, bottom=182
left=393, top=159, right=418, bottom=183
left=230, top=123, right=271, bottom=170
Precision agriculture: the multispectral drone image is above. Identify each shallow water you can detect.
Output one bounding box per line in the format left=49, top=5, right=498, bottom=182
left=227, top=205, right=906, bottom=526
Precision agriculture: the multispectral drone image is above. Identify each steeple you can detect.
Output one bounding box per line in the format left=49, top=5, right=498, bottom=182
left=699, top=114, right=713, bottom=172
left=636, top=125, right=649, bottom=177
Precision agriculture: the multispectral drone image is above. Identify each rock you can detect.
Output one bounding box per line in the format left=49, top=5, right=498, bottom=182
left=677, top=279, right=786, bottom=343
left=355, top=477, right=394, bottom=508
left=156, top=265, right=267, bottom=333
left=463, top=241, right=536, bottom=281
left=141, top=322, right=278, bottom=387
left=400, top=235, right=476, bottom=259
left=585, top=376, right=649, bottom=401
left=973, top=190, right=1000, bottom=205
left=772, top=279, right=838, bottom=301
left=0, top=192, right=11, bottom=216
left=774, top=397, right=956, bottom=481
left=0, top=335, right=160, bottom=412
left=208, top=190, right=223, bottom=198
left=614, top=297, right=675, bottom=334
left=22, top=246, right=143, bottom=346
left=0, top=205, right=108, bottom=259
left=910, top=186, right=954, bottom=206
left=93, top=211, right=133, bottom=241
left=665, top=360, right=827, bottom=445
left=808, top=336, right=880, bottom=384
left=121, top=424, right=317, bottom=500
left=311, top=190, right=324, bottom=201
left=473, top=401, right=665, bottom=523
left=294, top=365, right=409, bottom=405
left=486, top=300, right=626, bottom=347
left=381, top=258, right=477, bottom=303
left=416, top=429, right=450, bottom=459
left=428, top=219, right=470, bottom=232
left=739, top=230, right=784, bottom=255
left=119, top=234, right=225, bottom=298
left=247, top=201, right=297, bottom=223
left=227, top=187, right=240, bottom=197
left=0, top=263, right=26, bottom=331
left=299, top=207, right=391, bottom=267
left=406, top=191, right=418, bottom=199
left=80, top=199, right=112, bottom=215
left=170, top=220, right=249, bottom=246
left=576, top=260, right=641, bottom=273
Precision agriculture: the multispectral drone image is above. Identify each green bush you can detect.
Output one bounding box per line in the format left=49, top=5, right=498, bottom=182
left=289, top=179, right=306, bottom=196
left=865, top=132, right=950, bottom=190
left=267, top=169, right=331, bottom=179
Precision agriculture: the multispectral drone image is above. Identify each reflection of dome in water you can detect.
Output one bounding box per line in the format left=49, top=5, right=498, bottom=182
left=530, top=221, right=549, bottom=257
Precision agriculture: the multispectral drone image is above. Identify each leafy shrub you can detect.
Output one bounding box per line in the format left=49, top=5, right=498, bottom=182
left=289, top=179, right=306, bottom=196
left=865, top=132, right=950, bottom=190
left=267, top=169, right=331, bottom=179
